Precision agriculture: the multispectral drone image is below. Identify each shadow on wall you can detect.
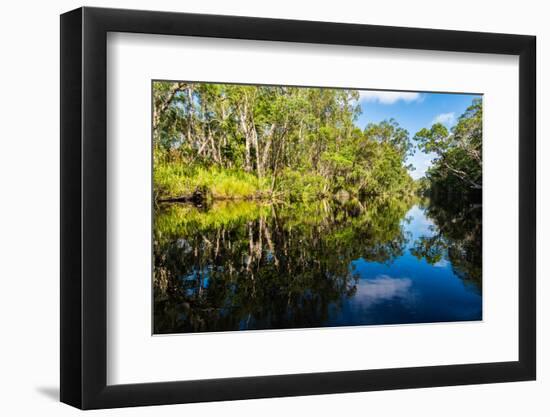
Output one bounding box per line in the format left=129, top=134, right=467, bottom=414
left=35, top=386, right=59, bottom=401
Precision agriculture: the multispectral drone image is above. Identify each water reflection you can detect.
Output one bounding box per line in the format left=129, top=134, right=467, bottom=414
left=153, top=197, right=481, bottom=334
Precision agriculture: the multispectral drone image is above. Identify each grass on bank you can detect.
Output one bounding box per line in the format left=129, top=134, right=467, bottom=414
left=154, top=162, right=415, bottom=204
left=154, top=164, right=271, bottom=200
left=154, top=163, right=331, bottom=203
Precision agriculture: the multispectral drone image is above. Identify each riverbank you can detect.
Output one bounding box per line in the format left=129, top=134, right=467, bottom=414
left=154, top=163, right=416, bottom=204
left=154, top=164, right=270, bottom=201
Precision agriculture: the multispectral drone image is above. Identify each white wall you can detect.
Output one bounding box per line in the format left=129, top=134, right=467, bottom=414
left=0, top=0, right=546, bottom=415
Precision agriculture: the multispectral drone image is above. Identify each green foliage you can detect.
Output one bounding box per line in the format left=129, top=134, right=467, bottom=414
left=410, top=98, right=483, bottom=290
left=275, top=169, right=328, bottom=202
left=364, top=118, right=414, bottom=162
left=414, top=177, right=431, bottom=196
left=414, top=98, right=482, bottom=196
left=154, top=163, right=270, bottom=200
left=414, top=123, right=449, bottom=154
left=152, top=81, right=415, bottom=202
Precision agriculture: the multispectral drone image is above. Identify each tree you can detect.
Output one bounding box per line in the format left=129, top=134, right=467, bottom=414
left=152, top=81, right=414, bottom=201
left=414, top=98, right=482, bottom=193
left=364, top=119, right=413, bottom=163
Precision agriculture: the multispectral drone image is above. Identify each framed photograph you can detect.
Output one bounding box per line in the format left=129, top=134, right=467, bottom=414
left=60, top=6, right=536, bottom=409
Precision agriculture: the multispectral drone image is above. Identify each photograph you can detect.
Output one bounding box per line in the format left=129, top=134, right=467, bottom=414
left=152, top=81, right=483, bottom=334
left=0, top=0, right=542, bottom=413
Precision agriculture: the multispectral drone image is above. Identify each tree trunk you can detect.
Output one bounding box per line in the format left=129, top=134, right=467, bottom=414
left=239, top=101, right=252, bottom=172
left=152, top=82, right=188, bottom=134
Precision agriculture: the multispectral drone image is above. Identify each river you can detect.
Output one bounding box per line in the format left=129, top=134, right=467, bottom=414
left=153, top=198, right=482, bottom=334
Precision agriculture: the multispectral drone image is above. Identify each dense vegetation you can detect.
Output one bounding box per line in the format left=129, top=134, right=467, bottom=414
left=411, top=98, right=482, bottom=290
left=152, top=83, right=483, bottom=333
left=153, top=82, right=415, bottom=203
left=414, top=98, right=482, bottom=199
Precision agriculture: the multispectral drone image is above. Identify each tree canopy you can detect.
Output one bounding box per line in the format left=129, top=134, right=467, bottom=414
left=414, top=98, right=482, bottom=194
left=153, top=82, right=415, bottom=202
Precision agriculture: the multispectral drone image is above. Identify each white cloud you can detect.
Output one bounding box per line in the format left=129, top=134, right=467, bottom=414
left=432, top=112, right=456, bottom=126
left=354, top=275, right=413, bottom=305
left=359, top=91, right=423, bottom=105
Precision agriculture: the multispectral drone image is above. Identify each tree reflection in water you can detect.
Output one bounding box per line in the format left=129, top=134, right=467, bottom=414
left=410, top=195, right=482, bottom=292
left=153, top=196, right=481, bottom=334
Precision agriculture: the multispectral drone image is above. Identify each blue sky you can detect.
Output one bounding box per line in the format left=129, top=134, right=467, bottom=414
left=355, top=90, right=482, bottom=179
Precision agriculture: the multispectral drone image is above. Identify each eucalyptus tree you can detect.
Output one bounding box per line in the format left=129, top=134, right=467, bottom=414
left=414, top=98, right=482, bottom=194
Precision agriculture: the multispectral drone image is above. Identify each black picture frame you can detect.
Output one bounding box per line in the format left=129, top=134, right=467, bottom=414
left=60, top=6, right=536, bottom=410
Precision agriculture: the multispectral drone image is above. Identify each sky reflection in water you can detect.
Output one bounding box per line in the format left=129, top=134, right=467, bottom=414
left=328, top=205, right=481, bottom=327
left=153, top=202, right=482, bottom=334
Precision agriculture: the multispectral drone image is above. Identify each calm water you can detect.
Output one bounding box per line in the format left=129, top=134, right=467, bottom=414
left=153, top=198, right=482, bottom=334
